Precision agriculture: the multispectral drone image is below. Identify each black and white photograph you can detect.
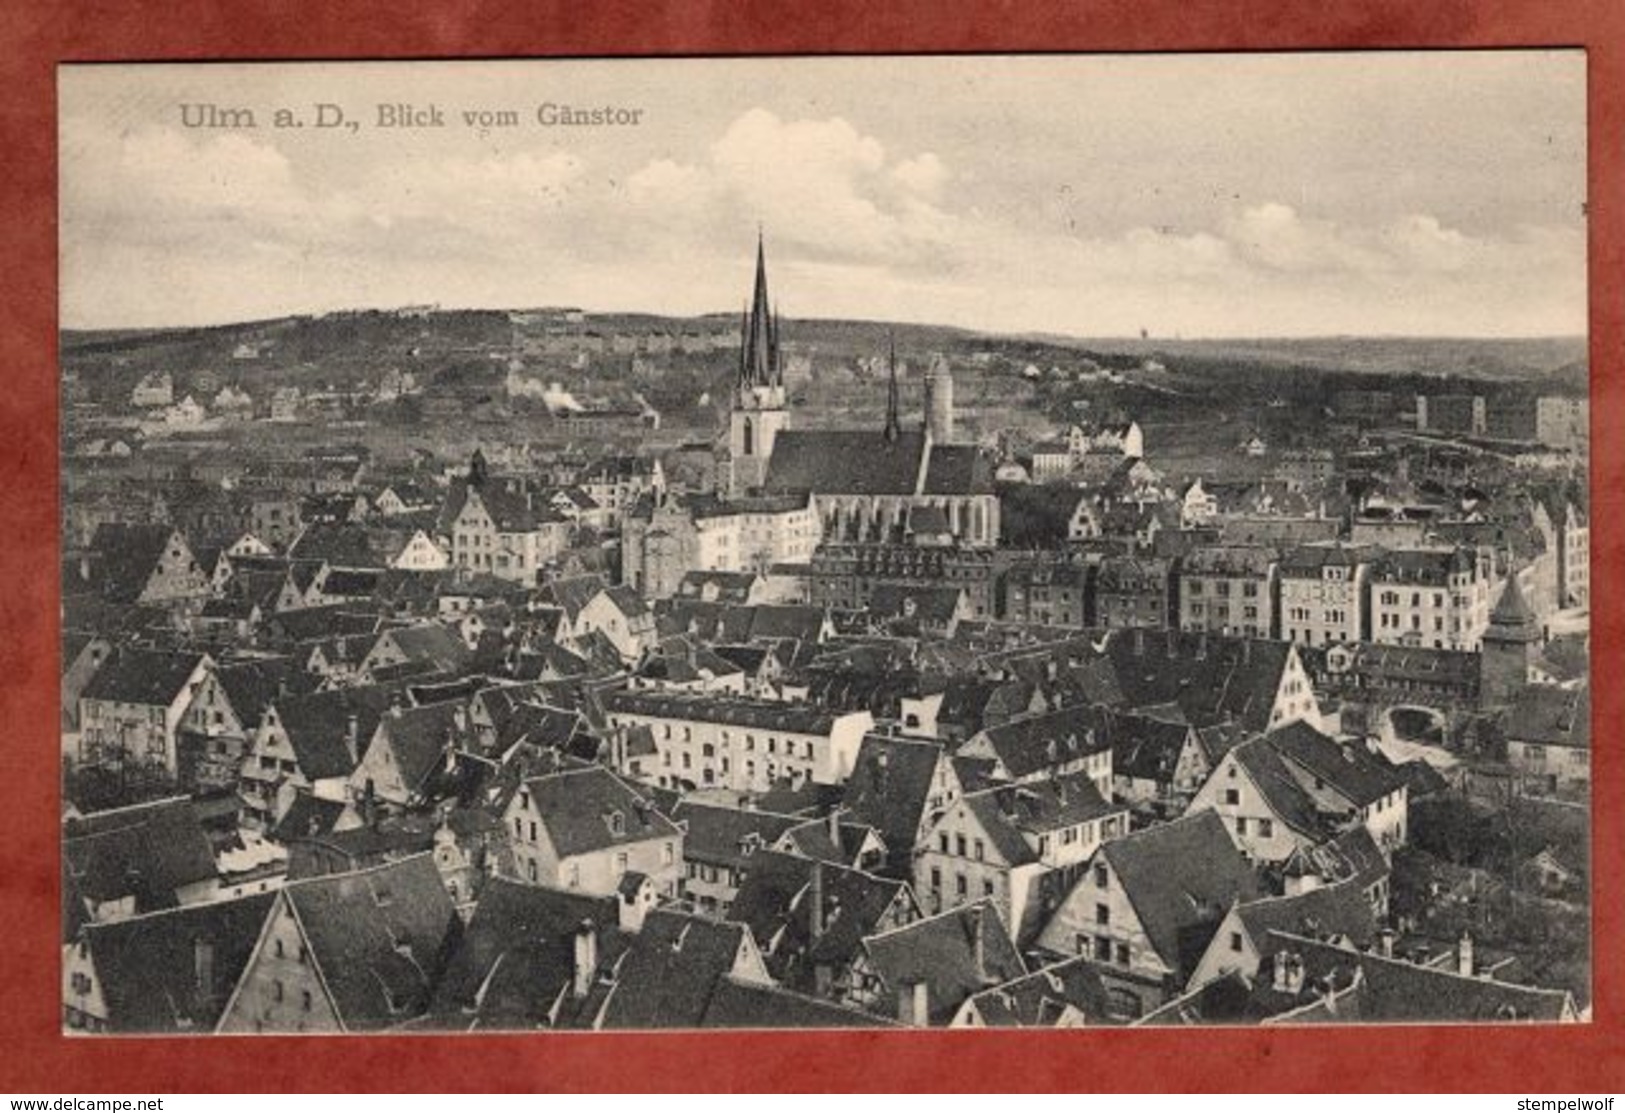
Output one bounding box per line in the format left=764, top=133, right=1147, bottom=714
left=57, top=53, right=1590, bottom=1034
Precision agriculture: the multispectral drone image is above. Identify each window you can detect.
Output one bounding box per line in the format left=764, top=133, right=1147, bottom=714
left=955, top=874, right=967, bottom=898
left=1235, top=817, right=1248, bottom=835
left=301, top=989, right=313, bottom=1012
left=1095, top=903, right=1110, bottom=926
left=983, top=879, right=996, bottom=897
left=1115, top=942, right=1129, bottom=966
left=1223, top=788, right=1240, bottom=806
left=1094, top=937, right=1112, bottom=962
left=938, top=832, right=950, bottom=854
left=1230, top=932, right=1243, bottom=953
left=956, top=834, right=968, bottom=857
left=930, top=867, right=941, bottom=891
left=973, top=838, right=985, bottom=862
left=1094, top=863, right=1108, bottom=888
left=1258, top=818, right=1274, bottom=838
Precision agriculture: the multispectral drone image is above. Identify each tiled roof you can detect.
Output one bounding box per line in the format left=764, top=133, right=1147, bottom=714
left=428, top=877, right=628, bottom=1030
left=974, top=705, right=1115, bottom=779
left=87, top=523, right=186, bottom=603
left=603, top=689, right=844, bottom=734
left=764, top=430, right=928, bottom=496
left=1263, top=722, right=1407, bottom=808
left=1503, top=686, right=1589, bottom=749
left=728, top=849, right=912, bottom=988
left=518, top=767, right=680, bottom=858
left=78, top=890, right=276, bottom=1032
left=281, top=854, right=459, bottom=1030
left=64, top=797, right=220, bottom=910
left=1256, top=931, right=1574, bottom=1023
left=1232, top=738, right=1334, bottom=841
left=700, top=976, right=899, bottom=1028
left=960, top=955, right=1113, bottom=1026
left=839, top=735, right=946, bottom=873
left=861, top=901, right=1027, bottom=1025
left=669, top=802, right=802, bottom=870
left=1097, top=809, right=1258, bottom=976
left=81, top=648, right=207, bottom=707
left=597, top=909, right=753, bottom=1029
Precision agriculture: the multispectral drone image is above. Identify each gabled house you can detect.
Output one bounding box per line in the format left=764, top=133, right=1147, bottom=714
left=77, top=649, right=214, bottom=777
left=1036, top=809, right=1258, bottom=1016
left=916, top=771, right=1127, bottom=943
left=63, top=889, right=276, bottom=1033
left=592, top=908, right=768, bottom=1030
left=1184, top=875, right=1382, bottom=993
left=64, top=797, right=222, bottom=922
left=958, top=705, right=1115, bottom=796
left=503, top=766, right=683, bottom=899
left=1502, top=685, right=1589, bottom=797
left=176, top=657, right=312, bottom=793
left=951, top=955, right=1113, bottom=1028
left=79, top=523, right=210, bottom=605
left=839, top=734, right=965, bottom=879
left=669, top=801, right=803, bottom=916
left=849, top=901, right=1027, bottom=1026
left=426, top=878, right=635, bottom=1031
left=1188, top=722, right=1410, bottom=860
left=217, top=854, right=459, bottom=1033
left=238, top=686, right=396, bottom=831
left=726, top=849, right=920, bottom=1000
left=347, top=701, right=484, bottom=810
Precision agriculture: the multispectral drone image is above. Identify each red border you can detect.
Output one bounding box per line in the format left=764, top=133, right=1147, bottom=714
left=3, top=0, right=1622, bottom=1093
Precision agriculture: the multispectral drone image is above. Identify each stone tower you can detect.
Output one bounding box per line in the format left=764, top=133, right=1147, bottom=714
left=1479, top=569, right=1539, bottom=709
left=727, top=233, right=790, bottom=497
left=923, top=354, right=955, bottom=443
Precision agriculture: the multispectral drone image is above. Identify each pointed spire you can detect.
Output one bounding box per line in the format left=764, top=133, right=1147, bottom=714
left=883, top=333, right=901, bottom=442
left=1487, top=564, right=1539, bottom=642
left=742, top=231, right=775, bottom=389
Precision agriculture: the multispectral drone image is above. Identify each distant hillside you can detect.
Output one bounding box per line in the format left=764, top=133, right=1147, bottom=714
left=1008, top=335, right=1588, bottom=390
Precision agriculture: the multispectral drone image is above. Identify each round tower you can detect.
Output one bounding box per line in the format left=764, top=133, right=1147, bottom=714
left=923, top=354, right=955, bottom=443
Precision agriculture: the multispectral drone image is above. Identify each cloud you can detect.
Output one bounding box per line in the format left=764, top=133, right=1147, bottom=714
left=58, top=106, right=1584, bottom=338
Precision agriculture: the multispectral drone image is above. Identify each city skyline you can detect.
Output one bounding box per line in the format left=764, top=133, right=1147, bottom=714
left=60, top=53, right=1585, bottom=338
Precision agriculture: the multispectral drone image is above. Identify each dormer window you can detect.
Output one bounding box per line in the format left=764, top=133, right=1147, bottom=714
left=608, top=810, right=625, bottom=837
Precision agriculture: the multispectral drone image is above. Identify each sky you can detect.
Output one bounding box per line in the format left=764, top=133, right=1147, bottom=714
left=59, top=53, right=1587, bottom=338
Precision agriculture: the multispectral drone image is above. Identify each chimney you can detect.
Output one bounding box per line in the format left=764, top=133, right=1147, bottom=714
left=1271, top=950, right=1305, bottom=994
left=1378, top=928, right=1396, bottom=959
left=897, top=979, right=930, bottom=1026
left=1458, top=931, right=1474, bottom=978
left=969, top=904, right=987, bottom=981
left=344, top=714, right=359, bottom=763
left=1133, top=628, right=1145, bottom=656
left=826, top=806, right=841, bottom=845
left=572, top=919, right=598, bottom=999
left=808, top=861, right=825, bottom=939
left=194, top=937, right=216, bottom=1001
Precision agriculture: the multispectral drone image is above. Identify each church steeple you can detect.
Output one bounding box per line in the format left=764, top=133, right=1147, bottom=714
left=883, top=333, right=901, bottom=443
left=728, top=233, right=791, bottom=498
left=740, top=229, right=779, bottom=391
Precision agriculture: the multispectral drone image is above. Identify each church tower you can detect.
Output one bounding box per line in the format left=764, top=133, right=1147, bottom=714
left=1479, top=568, right=1539, bottom=709
left=923, top=353, right=955, bottom=443
left=728, top=233, right=790, bottom=497
left=883, top=333, right=902, bottom=443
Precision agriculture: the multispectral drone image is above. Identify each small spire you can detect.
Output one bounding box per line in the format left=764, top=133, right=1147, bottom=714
left=883, top=333, right=901, bottom=443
